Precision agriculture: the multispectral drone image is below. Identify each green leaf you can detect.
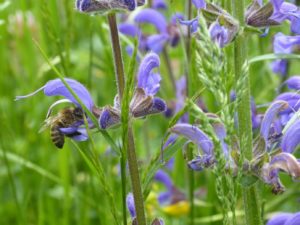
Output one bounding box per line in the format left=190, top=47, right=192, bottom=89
left=249, top=53, right=300, bottom=64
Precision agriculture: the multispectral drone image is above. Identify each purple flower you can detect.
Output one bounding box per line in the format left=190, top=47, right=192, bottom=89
left=281, top=119, right=300, bottom=153
left=119, top=9, right=182, bottom=54
left=284, top=76, right=300, bottom=90
left=271, top=33, right=300, bottom=76
left=99, top=53, right=166, bottom=128
left=267, top=213, right=294, bottom=225
left=270, top=0, right=300, bottom=34
left=260, top=100, right=288, bottom=144
left=126, top=193, right=136, bottom=218
left=208, top=21, right=229, bottom=48
left=152, top=0, right=167, bottom=10
left=134, top=8, right=168, bottom=34
left=192, top=0, right=206, bottom=9
left=137, top=53, right=161, bottom=95
left=262, top=152, right=300, bottom=193
left=16, top=78, right=94, bottom=146
left=155, top=169, right=173, bottom=190
left=170, top=123, right=215, bottom=171
left=16, top=78, right=94, bottom=111
left=75, top=0, right=139, bottom=13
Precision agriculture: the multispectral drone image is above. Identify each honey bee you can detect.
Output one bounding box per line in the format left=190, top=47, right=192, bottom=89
left=41, top=107, right=84, bottom=149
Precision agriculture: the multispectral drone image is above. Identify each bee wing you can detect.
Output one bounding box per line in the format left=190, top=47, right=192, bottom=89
left=38, top=117, right=55, bottom=133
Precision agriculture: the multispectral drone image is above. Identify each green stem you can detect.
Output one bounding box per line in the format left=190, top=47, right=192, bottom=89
left=120, top=153, right=127, bottom=225
left=127, top=125, right=147, bottom=225
left=107, top=13, right=125, bottom=99
left=107, top=13, right=146, bottom=225
left=232, top=1, right=262, bottom=225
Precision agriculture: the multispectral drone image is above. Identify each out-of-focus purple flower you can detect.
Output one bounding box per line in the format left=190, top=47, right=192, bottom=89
left=267, top=213, right=294, bottom=225
left=155, top=169, right=173, bottom=190
left=118, top=23, right=141, bottom=37
left=208, top=21, right=229, bottom=48
left=192, top=0, right=206, bottom=9
left=135, top=8, right=168, bottom=33
left=16, top=78, right=94, bottom=111
left=126, top=193, right=136, bottom=218
left=271, top=32, right=300, bottom=76
left=270, top=0, right=300, bottom=34
left=152, top=0, right=167, bottom=10
left=284, top=76, right=300, bottom=90
left=281, top=119, right=300, bottom=153
left=119, top=9, right=182, bottom=54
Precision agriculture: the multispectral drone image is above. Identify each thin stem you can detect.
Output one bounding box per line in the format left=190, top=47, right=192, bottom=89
left=108, top=13, right=125, bottom=99
left=107, top=13, right=146, bottom=225
left=127, top=125, right=147, bottom=225
left=162, top=47, right=176, bottom=91
left=232, top=1, right=262, bottom=225
left=120, top=153, right=128, bottom=225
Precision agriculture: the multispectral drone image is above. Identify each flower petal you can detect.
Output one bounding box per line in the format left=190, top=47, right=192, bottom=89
left=154, top=170, right=173, bottom=190
left=137, top=53, right=161, bottom=94
left=126, top=193, right=136, bottom=218
left=146, top=34, right=169, bottom=54
left=44, top=78, right=94, bottom=111
left=284, top=76, right=300, bottom=90
left=118, top=23, right=140, bottom=37
left=192, top=0, right=206, bottom=9
left=98, top=106, right=121, bottom=129
left=134, top=9, right=168, bottom=33
left=152, top=0, right=167, bottom=9
left=260, top=100, right=288, bottom=142
left=170, top=123, right=214, bottom=155
left=281, top=119, right=300, bottom=153
left=285, top=212, right=300, bottom=225
left=266, top=213, right=293, bottom=225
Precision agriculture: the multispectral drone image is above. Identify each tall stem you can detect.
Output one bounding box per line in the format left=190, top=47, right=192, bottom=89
left=127, top=125, right=147, bottom=225
left=232, top=1, right=262, bottom=225
left=108, top=14, right=125, bottom=99
left=107, top=13, right=147, bottom=225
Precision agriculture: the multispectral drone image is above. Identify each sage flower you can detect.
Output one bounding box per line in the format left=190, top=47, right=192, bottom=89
left=246, top=0, right=300, bottom=34
left=99, top=53, right=166, bottom=129
left=170, top=123, right=215, bottom=171
left=75, top=0, right=141, bottom=14
left=15, top=78, right=96, bottom=144
left=262, top=152, right=300, bottom=193
left=271, top=33, right=300, bottom=76
left=270, top=0, right=300, bottom=34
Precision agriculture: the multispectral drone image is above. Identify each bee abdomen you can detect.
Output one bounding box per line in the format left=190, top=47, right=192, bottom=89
left=50, top=124, right=65, bottom=149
